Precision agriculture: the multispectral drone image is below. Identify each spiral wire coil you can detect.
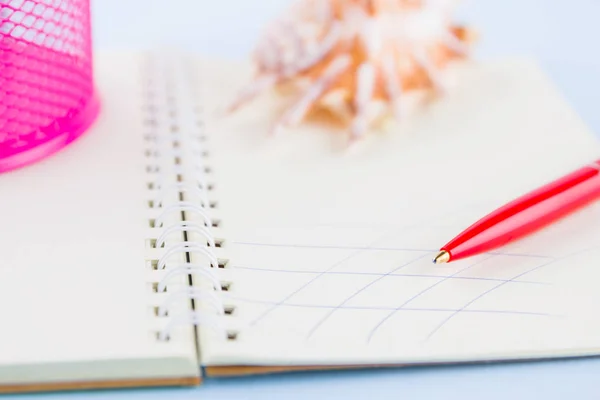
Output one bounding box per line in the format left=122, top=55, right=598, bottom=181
left=140, top=54, right=236, bottom=343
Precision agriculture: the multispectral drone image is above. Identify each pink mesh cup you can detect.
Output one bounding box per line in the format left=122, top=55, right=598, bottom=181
left=0, top=0, right=100, bottom=173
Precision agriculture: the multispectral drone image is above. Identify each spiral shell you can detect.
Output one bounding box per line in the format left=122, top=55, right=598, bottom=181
left=228, top=0, right=475, bottom=142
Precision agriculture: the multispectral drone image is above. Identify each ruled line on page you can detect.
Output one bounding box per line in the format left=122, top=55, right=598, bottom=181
left=231, top=265, right=548, bottom=285
left=232, top=241, right=554, bottom=259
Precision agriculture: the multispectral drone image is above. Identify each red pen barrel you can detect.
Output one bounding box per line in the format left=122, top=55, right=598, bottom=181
left=442, top=162, right=600, bottom=261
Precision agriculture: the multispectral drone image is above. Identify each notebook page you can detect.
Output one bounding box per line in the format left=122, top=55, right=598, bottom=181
left=0, top=52, right=199, bottom=386
left=193, top=57, right=600, bottom=366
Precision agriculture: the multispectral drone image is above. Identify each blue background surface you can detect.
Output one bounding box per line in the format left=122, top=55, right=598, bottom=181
left=9, top=1, right=600, bottom=398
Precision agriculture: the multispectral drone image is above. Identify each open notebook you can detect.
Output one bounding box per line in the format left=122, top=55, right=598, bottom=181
left=1, top=50, right=600, bottom=393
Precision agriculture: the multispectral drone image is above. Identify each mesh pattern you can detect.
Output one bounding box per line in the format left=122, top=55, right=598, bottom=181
left=0, top=0, right=99, bottom=172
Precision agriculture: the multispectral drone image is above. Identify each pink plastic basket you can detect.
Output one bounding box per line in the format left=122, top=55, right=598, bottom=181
left=0, top=0, right=99, bottom=173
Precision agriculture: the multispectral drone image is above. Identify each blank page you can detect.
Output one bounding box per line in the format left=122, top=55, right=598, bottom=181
left=0, top=52, right=199, bottom=387
left=193, top=57, right=600, bottom=366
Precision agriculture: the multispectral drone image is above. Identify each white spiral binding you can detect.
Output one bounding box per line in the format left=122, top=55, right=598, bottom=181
left=153, top=202, right=214, bottom=228
left=158, top=287, right=224, bottom=317
left=156, top=264, right=222, bottom=293
left=154, top=221, right=217, bottom=248
left=159, top=312, right=224, bottom=342
left=155, top=242, right=219, bottom=270
left=141, top=54, right=235, bottom=343
left=151, top=183, right=210, bottom=208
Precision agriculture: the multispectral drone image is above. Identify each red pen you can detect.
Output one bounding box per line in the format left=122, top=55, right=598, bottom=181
left=433, top=159, right=600, bottom=264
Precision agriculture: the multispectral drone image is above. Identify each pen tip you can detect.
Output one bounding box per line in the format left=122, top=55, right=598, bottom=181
left=433, top=250, right=450, bottom=264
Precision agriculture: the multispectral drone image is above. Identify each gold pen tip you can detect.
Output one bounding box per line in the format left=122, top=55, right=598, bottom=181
left=433, top=250, right=450, bottom=264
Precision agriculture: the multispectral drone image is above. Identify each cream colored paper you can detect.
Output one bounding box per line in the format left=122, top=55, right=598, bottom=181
left=193, top=57, right=600, bottom=366
left=0, top=53, right=199, bottom=386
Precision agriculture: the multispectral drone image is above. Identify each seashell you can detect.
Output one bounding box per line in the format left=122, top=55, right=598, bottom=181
left=227, top=0, right=476, bottom=142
